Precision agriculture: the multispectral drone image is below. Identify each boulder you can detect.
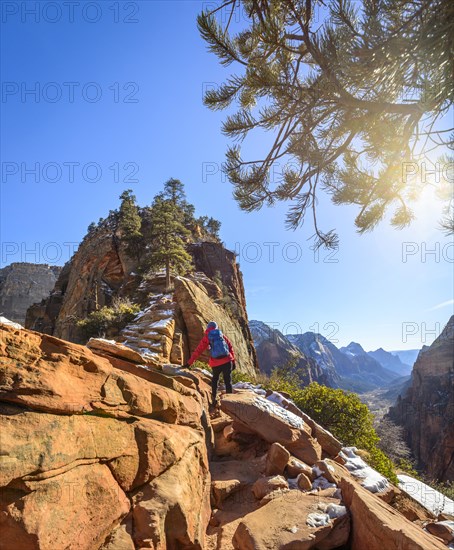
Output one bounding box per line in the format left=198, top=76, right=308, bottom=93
left=87, top=337, right=147, bottom=364
left=297, top=472, right=313, bottom=491
left=252, top=476, right=288, bottom=500
left=99, top=515, right=135, bottom=550
left=220, top=392, right=322, bottom=464
left=340, top=477, right=446, bottom=549
left=265, top=442, right=290, bottom=476
left=286, top=456, right=314, bottom=480
left=286, top=402, right=342, bottom=457
left=313, top=459, right=349, bottom=485
left=233, top=492, right=350, bottom=550
left=425, top=521, right=454, bottom=544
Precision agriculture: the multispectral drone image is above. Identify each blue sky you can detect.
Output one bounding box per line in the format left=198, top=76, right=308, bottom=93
left=1, top=1, right=453, bottom=351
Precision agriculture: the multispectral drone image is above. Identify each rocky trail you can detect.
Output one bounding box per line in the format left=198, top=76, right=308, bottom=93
left=1, top=321, right=453, bottom=549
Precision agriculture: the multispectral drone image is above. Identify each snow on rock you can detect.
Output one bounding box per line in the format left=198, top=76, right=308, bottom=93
left=266, top=391, right=290, bottom=407
left=339, top=447, right=388, bottom=493
left=233, top=382, right=267, bottom=396
left=306, top=513, right=330, bottom=528
left=307, top=501, right=347, bottom=527
left=252, top=396, right=305, bottom=430
left=311, top=476, right=337, bottom=491
left=398, top=474, right=454, bottom=516
left=324, top=504, right=347, bottom=519
left=0, top=316, right=23, bottom=329
left=91, top=337, right=117, bottom=345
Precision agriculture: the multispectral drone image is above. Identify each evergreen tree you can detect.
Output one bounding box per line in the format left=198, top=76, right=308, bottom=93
left=148, top=195, right=193, bottom=289
left=163, top=178, right=186, bottom=207
left=198, top=0, right=453, bottom=248
left=182, top=202, right=196, bottom=226
left=206, top=217, right=221, bottom=240
left=195, top=215, right=222, bottom=240
left=118, top=189, right=143, bottom=258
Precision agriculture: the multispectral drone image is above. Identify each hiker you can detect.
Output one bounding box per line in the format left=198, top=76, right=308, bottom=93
left=184, top=321, right=235, bottom=406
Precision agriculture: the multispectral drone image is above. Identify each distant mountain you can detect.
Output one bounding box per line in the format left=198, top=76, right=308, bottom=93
left=288, top=332, right=352, bottom=379
left=337, top=342, right=400, bottom=391
left=339, top=342, right=366, bottom=357
left=249, top=321, right=338, bottom=386
left=250, top=322, right=402, bottom=393
left=367, top=348, right=412, bottom=376
left=390, top=349, right=420, bottom=368
left=0, top=263, right=61, bottom=324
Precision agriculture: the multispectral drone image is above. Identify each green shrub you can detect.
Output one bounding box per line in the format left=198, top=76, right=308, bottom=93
left=395, top=458, right=421, bottom=479
left=77, top=298, right=140, bottom=340
left=188, top=360, right=208, bottom=371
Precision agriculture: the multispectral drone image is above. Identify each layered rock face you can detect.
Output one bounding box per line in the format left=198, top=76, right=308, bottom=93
left=0, top=323, right=212, bottom=549
left=389, top=316, right=454, bottom=482
left=1, top=323, right=449, bottom=550
left=26, top=227, right=138, bottom=342
left=0, top=263, right=61, bottom=324
left=25, top=225, right=257, bottom=374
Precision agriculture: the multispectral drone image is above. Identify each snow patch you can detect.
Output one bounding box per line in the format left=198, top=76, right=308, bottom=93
left=149, top=318, right=173, bottom=330
left=0, top=316, right=23, bottom=329
left=266, top=391, right=289, bottom=406
left=252, top=396, right=305, bottom=429
left=324, top=503, right=347, bottom=519
left=89, top=337, right=117, bottom=345
left=340, top=447, right=388, bottom=493
left=311, top=476, right=336, bottom=491
left=233, top=382, right=267, bottom=396
left=397, top=475, right=454, bottom=516
left=306, top=513, right=330, bottom=528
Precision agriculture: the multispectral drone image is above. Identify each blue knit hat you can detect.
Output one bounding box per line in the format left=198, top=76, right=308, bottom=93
left=206, top=321, right=217, bottom=330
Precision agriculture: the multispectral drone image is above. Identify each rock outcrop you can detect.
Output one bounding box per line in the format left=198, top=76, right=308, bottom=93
left=174, top=276, right=256, bottom=375
left=0, top=322, right=211, bottom=549
left=25, top=222, right=257, bottom=373
left=1, top=322, right=449, bottom=550
left=389, top=315, right=454, bottom=482
left=0, top=263, right=61, bottom=324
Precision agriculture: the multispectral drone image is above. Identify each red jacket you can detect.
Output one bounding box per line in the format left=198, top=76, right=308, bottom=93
left=188, top=326, right=235, bottom=368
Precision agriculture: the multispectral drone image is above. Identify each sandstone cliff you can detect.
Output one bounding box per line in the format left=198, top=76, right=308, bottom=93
left=389, top=315, right=454, bottom=482
left=1, top=322, right=450, bottom=550
left=25, top=225, right=257, bottom=374
left=0, top=263, right=61, bottom=324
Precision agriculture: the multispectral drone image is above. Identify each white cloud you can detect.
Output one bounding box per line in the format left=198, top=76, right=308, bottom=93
left=427, top=299, right=454, bottom=311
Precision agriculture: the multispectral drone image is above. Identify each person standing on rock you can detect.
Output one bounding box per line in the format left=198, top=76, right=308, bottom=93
left=184, top=321, right=235, bottom=407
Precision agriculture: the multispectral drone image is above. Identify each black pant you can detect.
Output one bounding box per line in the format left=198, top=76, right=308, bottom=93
left=211, top=361, right=233, bottom=403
